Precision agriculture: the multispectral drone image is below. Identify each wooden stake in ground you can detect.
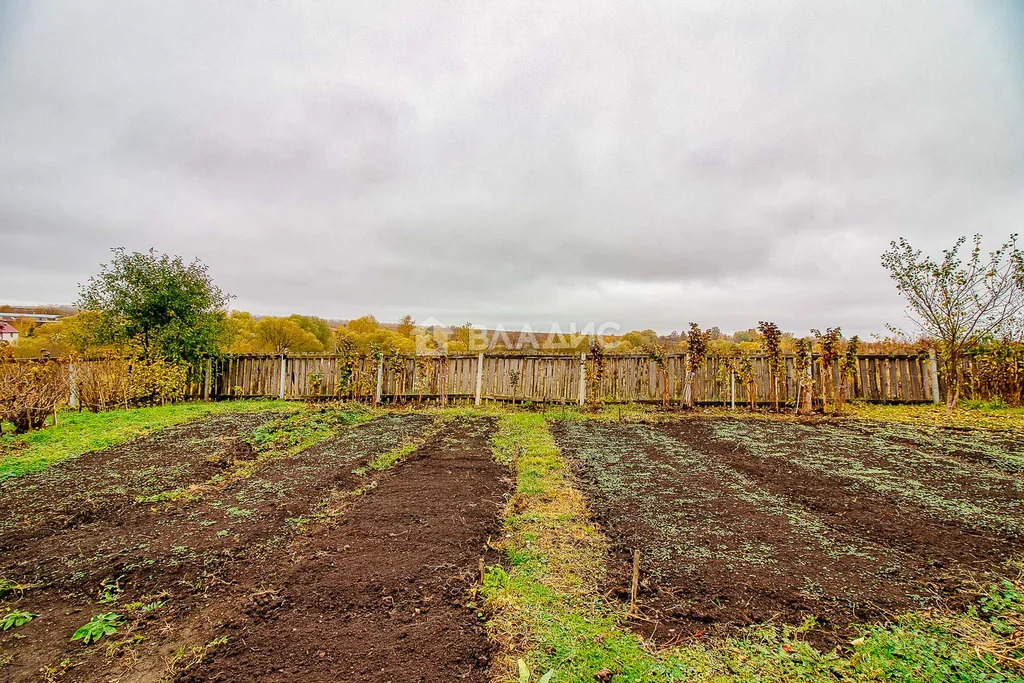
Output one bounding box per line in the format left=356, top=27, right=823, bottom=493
left=630, top=549, right=641, bottom=614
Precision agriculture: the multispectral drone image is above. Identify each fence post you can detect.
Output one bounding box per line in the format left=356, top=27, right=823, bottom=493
left=730, top=370, right=735, bottom=411
left=374, top=356, right=384, bottom=406
left=440, top=356, right=449, bottom=407
left=929, top=348, right=941, bottom=405
left=278, top=354, right=287, bottom=399
left=475, top=353, right=484, bottom=406
left=683, top=353, right=692, bottom=407
left=578, top=352, right=586, bottom=406
left=68, top=362, right=79, bottom=409
left=203, top=358, right=212, bottom=400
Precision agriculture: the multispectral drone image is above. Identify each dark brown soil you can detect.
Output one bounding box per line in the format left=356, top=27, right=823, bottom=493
left=553, top=417, right=1024, bottom=646
left=0, top=412, right=435, bottom=681
left=178, top=415, right=508, bottom=683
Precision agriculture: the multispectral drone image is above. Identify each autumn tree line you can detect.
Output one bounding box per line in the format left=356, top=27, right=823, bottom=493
left=3, top=232, right=1024, bottom=431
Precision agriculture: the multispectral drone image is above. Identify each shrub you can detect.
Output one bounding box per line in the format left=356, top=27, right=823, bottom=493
left=0, top=358, right=69, bottom=433
left=813, top=327, right=843, bottom=411
left=74, top=353, right=188, bottom=412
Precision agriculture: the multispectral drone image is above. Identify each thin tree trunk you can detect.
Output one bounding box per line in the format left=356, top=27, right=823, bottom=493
left=944, top=356, right=960, bottom=413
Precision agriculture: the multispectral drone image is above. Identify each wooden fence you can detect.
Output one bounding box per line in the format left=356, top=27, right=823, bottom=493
left=10, top=351, right=1019, bottom=409
left=204, top=352, right=952, bottom=405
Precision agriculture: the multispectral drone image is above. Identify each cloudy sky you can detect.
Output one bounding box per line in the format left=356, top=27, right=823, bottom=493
left=1, top=1, right=1022, bottom=335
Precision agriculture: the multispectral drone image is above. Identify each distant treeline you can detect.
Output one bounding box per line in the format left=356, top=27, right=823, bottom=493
left=7, top=309, right=932, bottom=360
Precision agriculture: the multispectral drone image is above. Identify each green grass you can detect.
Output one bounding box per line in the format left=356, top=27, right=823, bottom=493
left=352, top=440, right=420, bottom=477
left=0, top=400, right=297, bottom=481
left=548, top=400, right=1024, bottom=433
left=848, top=402, right=1024, bottom=432
left=482, top=412, right=634, bottom=680
left=483, top=411, right=1024, bottom=682
left=245, top=403, right=372, bottom=458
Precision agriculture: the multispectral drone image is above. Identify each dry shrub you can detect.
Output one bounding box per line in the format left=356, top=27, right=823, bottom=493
left=965, top=342, right=1024, bottom=406
left=74, top=355, right=188, bottom=411
left=687, top=323, right=711, bottom=408
left=0, top=358, right=70, bottom=433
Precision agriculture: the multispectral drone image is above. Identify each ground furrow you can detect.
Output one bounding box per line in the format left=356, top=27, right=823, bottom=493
left=175, top=413, right=508, bottom=683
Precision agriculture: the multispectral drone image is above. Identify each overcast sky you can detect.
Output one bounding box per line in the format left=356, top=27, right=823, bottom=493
left=2, top=1, right=1023, bottom=335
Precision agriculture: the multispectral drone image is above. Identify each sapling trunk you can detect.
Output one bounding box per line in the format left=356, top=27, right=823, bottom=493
left=663, top=368, right=669, bottom=409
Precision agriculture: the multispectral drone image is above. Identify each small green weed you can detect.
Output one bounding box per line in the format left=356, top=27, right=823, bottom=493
left=39, top=656, right=77, bottom=682
left=71, top=612, right=122, bottom=644
left=1, top=610, right=37, bottom=630
left=163, top=634, right=230, bottom=677
left=518, top=659, right=554, bottom=683
left=980, top=579, right=1024, bottom=617
left=136, top=488, right=200, bottom=504
left=122, top=598, right=166, bottom=613
left=98, top=576, right=123, bottom=603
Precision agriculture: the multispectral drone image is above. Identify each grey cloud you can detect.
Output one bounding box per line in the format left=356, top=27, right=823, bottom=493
left=1, top=0, right=1023, bottom=335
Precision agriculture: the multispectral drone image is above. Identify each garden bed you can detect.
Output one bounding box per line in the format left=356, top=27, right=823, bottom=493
left=553, top=416, right=1024, bottom=645
left=0, top=408, right=464, bottom=680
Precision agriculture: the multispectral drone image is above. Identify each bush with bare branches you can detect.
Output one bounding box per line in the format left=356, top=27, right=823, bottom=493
left=0, top=359, right=70, bottom=433
left=73, top=355, right=188, bottom=412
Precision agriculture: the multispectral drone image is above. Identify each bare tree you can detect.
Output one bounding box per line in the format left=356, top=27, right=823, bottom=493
left=757, top=321, right=783, bottom=411
left=881, top=234, right=1024, bottom=409
left=686, top=323, right=711, bottom=408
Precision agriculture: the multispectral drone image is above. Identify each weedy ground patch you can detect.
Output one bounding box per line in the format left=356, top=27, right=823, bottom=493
left=484, top=409, right=1024, bottom=681
left=0, top=399, right=296, bottom=481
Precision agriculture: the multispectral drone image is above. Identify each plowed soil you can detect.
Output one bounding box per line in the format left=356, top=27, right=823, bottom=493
left=0, top=411, right=450, bottom=681
left=553, top=417, right=1024, bottom=645
left=183, top=415, right=508, bottom=682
